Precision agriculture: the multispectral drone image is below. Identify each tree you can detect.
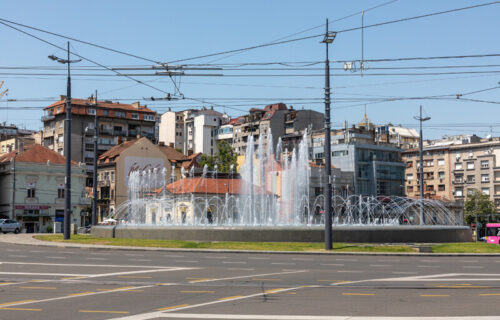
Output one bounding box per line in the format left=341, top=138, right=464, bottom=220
left=464, top=189, right=495, bottom=225
left=199, top=141, right=238, bottom=173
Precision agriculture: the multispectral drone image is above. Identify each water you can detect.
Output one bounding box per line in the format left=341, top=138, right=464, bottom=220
left=113, top=129, right=461, bottom=227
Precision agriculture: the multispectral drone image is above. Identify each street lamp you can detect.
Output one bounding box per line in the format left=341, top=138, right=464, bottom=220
left=322, top=19, right=337, bottom=250
left=414, top=105, right=430, bottom=225
left=48, top=42, right=81, bottom=240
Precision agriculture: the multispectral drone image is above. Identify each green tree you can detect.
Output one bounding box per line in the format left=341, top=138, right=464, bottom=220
left=199, top=141, right=238, bottom=173
left=464, top=189, right=495, bottom=225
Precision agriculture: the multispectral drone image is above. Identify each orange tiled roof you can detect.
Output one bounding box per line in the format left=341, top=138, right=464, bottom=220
left=98, top=139, right=139, bottom=164
left=45, top=98, right=156, bottom=114
left=0, top=144, right=78, bottom=165
left=159, top=145, right=188, bottom=161
left=165, top=177, right=271, bottom=195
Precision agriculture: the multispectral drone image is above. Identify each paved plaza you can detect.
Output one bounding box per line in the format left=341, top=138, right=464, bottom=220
left=0, top=235, right=499, bottom=319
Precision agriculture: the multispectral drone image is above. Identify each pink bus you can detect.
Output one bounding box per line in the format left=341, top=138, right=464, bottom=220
left=486, top=223, right=500, bottom=244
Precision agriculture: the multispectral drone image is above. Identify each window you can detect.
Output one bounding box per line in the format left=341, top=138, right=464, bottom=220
left=438, top=171, right=445, bottom=179
left=425, top=185, right=434, bottom=192
left=455, top=163, right=463, bottom=170
left=438, top=159, right=445, bottom=166
left=332, top=150, right=348, bottom=157
left=455, top=188, right=463, bottom=197
left=455, top=174, right=463, bottom=183
left=27, top=187, right=35, bottom=198
left=467, top=162, right=474, bottom=170
left=102, top=110, right=109, bottom=116
left=111, top=171, right=115, bottom=182
left=144, top=114, right=155, bottom=121
left=406, top=161, right=413, bottom=168
left=467, top=188, right=475, bottom=195
left=58, top=188, right=65, bottom=199
left=481, top=174, right=489, bottom=182
left=482, top=188, right=490, bottom=195
left=481, top=160, right=489, bottom=169
left=88, top=108, right=96, bottom=115
left=131, top=113, right=139, bottom=119
left=406, top=186, right=413, bottom=193
left=115, top=111, right=126, bottom=118
left=467, top=175, right=475, bottom=183
left=406, top=173, right=414, bottom=180
left=438, top=184, right=445, bottom=191
left=58, top=121, right=63, bottom=128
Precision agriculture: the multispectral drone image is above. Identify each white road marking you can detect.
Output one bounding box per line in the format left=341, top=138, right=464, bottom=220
left=124, top=253, right=144, bottom=256
left=29, top=250, right=45, bottom=253
left=164, top=255, right=185, bottom=258
left=46, top=256, right=65, bottom=259
left=321, top=264, right=344, bottom=267
left=463, top=266, right=484, bottom=269
left=222, top=261, right=246, bottom=264
left=0, top=262, right=173, bottom=268
left=337, top=270, right=363, bottom=273
left=335, top=258, right=357, bottom=261
left=86, top=257, right=107, bottom=260
left=128, top=259, right=152, bottom=262
left=271, top=262, right=295, bottom=265
left=0, top=272, right=89, bottom=277
left=417, top=265, right=440, bottom=268
left=247, top=257, right=269, bottom=260
left=175, top=260, right=199, bottom=263
left=369, top=264, right=392, bottom=267
left=190, top=270, right=308, bottom=283
left=204, top=256, right=227, bottom=259
left=379, top=259, right=400, bottom=262
left=8, top=255, right=27, bottom=258
left=460, top=260, right=477, bottom=263
left=228, top=268, right=255, bottom=271
left=292, top=258, right=311, bottom=261
left=392, top=272, right=418, bottom=275
left=115, top=314, right=500, bottom=320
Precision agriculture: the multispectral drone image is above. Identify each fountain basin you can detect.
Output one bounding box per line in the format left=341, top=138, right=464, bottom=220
left=92, top=225, right=472, bottom=243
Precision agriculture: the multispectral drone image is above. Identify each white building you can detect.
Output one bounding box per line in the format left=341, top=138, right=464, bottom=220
left=159, top=107, right=228, bottom=155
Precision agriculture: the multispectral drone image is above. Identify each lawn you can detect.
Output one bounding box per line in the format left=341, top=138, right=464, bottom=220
left=35, top=235, right=415, bottom=252
left=431, top=242, right=500, bottom=253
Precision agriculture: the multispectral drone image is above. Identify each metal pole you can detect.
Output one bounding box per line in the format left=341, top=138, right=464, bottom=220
left=92, top=90, right=98, bottom=226
left=64, top=41, right=72, bottom=239
left=418, top=105, right=424, bottom=225
left=324, top=19, right=333, bottom=250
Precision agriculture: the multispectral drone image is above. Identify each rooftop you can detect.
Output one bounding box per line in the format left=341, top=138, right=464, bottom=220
left=165, top=177, right=271, bottom=195
left=45, top=97, right=156, bottom=114
left=0, top=144, right=78, bottom=165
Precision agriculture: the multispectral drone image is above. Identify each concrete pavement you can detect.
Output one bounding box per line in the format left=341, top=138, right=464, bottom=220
left=0, top=234, right=500, bottom=319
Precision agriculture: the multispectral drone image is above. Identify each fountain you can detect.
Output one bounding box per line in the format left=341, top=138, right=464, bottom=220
left=92, top=129, right=472, bottom=243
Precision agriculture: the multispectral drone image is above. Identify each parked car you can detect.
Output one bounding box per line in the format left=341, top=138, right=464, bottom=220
left=0, top=219, right=21, bottom=234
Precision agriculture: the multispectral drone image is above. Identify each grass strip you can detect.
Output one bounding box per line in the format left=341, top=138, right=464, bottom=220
left=34, top=235, right=414, bottom=252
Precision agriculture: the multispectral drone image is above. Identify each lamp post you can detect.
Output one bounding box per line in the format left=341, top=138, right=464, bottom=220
left=92, top=90, right=98, bottom=226
left=48, top=42, right=81, bottom=240
left=414, top=105, right=430, bottom=225
left=322, top=19, right=337, bottom=250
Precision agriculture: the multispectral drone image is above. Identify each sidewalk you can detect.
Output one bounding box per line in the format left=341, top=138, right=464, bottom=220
left=1, top=233, right=500, bottom=256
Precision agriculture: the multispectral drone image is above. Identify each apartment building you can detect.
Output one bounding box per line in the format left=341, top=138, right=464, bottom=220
left=312, top=116, right=405, bottom=196
left=96, top=137, right=192, bottom=219
left=41, top=96, right=156, bottom=186
left=402, top=136, right=500, bottom=212
left=0, top=124, right=36, bottom=155
left=231, top=103, right=324, bottom=156
left=158, top=107, right=226, bottom=156
left=0, top=145, right=88, bottom=232
left=375, top=124, right=420, bottom=149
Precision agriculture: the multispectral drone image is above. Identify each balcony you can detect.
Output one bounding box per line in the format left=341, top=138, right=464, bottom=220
left=100, top=129, right=114, bottom=136
left=41, top=114, right=55, bottom=121
left=114, top=130, right=127, bottom=137
left=98, top=179, right=110, bottom=187
left=128, top=129, right=137, bottom=137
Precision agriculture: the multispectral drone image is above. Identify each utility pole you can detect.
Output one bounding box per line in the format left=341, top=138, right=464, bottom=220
left=49, top=42, right=81, bottom=239
left=92, top=90, right=99, bottom=226
left=322, top=19, right=337, bottom=250
left=414, top=105, right=430, bottom=225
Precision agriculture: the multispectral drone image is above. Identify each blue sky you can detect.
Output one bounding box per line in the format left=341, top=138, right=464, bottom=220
left=0, top=0, right=499, bottom=139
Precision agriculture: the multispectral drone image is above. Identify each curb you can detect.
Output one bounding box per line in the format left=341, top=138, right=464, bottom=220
left=2, top=235, right=500, bottom=257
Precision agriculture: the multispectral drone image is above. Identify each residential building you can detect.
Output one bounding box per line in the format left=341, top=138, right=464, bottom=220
left=375, top=124, right=420, bottom=149
left=231, top=103, right=324, bottom=156
left=41, top=96, right=157, bottom=186
left=158, top=107, right=226, bottom=155
left=402, top=136, right=500, bottom=212
left=0, top=144, right=88, bottom=232
left=312, top=115, right=405, bottom=196
left=0, top=123, right=36, bottom=155
left=96, top=137, right=193, bottom=219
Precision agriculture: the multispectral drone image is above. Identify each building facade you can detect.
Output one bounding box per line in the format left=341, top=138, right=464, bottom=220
left=0, top=145, right=88, bottom=232
left=41, top=96, right=157, bottom=186
left=402, top=137, right=500, bottom=212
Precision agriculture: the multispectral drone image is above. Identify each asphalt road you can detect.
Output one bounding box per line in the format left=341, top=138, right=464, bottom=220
left=0, top=240, right=500, bottom=319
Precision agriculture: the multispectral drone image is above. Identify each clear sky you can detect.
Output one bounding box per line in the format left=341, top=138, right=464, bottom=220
left=0, top=0, right=499, bottom=139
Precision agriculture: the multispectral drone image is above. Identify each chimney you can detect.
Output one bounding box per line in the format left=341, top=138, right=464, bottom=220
left=59, top=95, right=67, bottom=101
left=132, top=102, right=140, bottom=109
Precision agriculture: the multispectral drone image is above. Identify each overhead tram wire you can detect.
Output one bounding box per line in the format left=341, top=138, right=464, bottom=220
left=169, top=1, right=499, bottom=64
left=0, top=21, right=178, bottom=98
left=0, top=18, right=161, bottom=64
left=206, top=0, right=399, bottom=63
